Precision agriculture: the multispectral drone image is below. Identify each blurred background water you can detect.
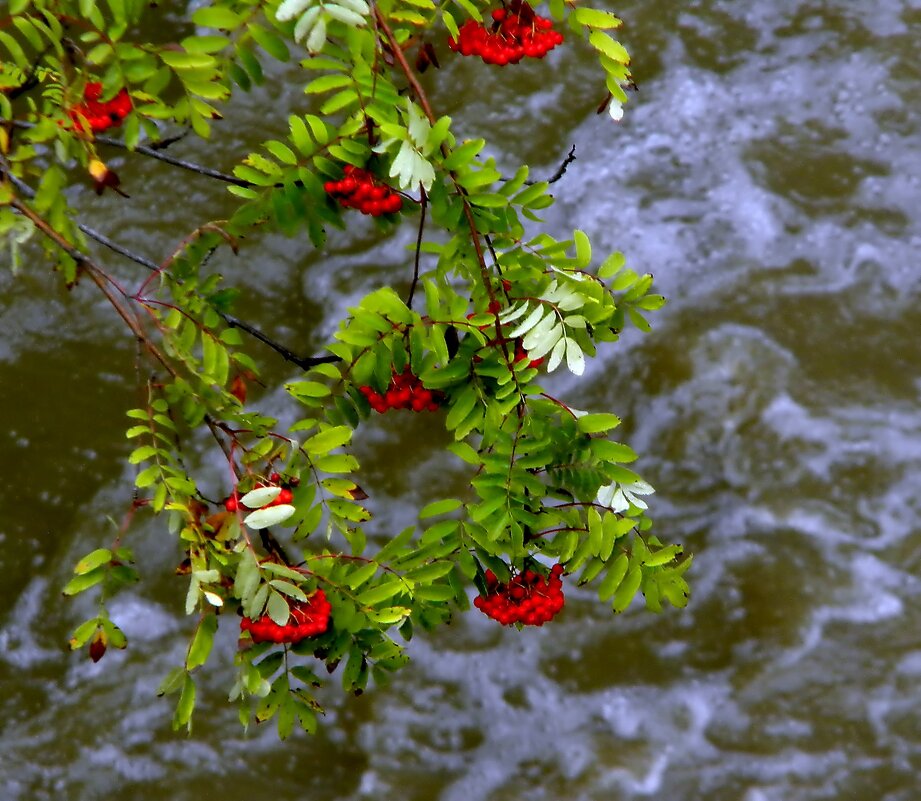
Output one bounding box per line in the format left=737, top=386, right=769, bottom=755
left=2, top=1, right=920, bottom=799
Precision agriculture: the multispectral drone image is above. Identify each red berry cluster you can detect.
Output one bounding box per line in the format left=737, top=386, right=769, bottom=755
left=474, top=564, right=565, bottom=625
left=448, top=1, right=564, bottom=65
left=358, top=367, right=444, bottom=413
left=513, top=339, right=544, bottom=369
left=241, top=589, right=331, bottom=644
left=224, top=475, right=295, bottom=512
left=68, top=82, right=132, bottom=133
left=324, top=165, right=403, bottom=216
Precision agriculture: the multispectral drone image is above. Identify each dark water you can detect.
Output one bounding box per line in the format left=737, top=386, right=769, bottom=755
left=2, top=1, right=921, bottom=799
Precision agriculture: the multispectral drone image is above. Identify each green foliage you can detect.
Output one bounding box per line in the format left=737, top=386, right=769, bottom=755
left=1, top=0, right=689, bottom=738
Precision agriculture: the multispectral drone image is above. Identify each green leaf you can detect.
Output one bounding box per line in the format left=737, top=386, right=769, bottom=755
left=597, top=553, right=629, bottom=600
left=157, top=666, right=187, bottom=696
left=419, top=498, right=462, bottom=519
left=644, top=545, right=683, bottom=567
left=366, top=606, right=411, bottom=625
left=572, top=8, right=622, bottom=29
left=173, top=674, right=196, bottom=731
left=357, top=579, right=407, bottom=606
left=287, top=380, right=331, bottom=399
left=405, top=561, right=453, bottom=582
left=62, top=569, right=105, bottom=596
left=305, top=73, right=352, bottom=94
left=441, top=139, right=484, bottom=171
left=346, top=562, right=378, bottom=589
left=576, top=413, right=621, bottom=434
left=590, top=439, right=637, bottom=463
left=304, top=426, right=352, bottom=454
left=613, top=564, right=642, bottom=612
left=186, top=614, right=218, bottom=670
left=589, top=31, right=630, bottom=64
left=159, top=50, right=216, bottom=69
left=74, top=548, right=112, bottom=575
left=249, top=23, right=290, bottom=61
left=69, top=618, right=100, bottom=650
left=574, top=229, right=592, bottom=265
left=192, top=6, right=246, bottom=29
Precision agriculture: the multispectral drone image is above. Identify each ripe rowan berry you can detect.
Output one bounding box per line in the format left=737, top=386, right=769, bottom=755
left=361, top=369, right=444, bottom=414
left=240, top=589, right=331, bottom=644
left=68, top=82, right=132, bottom=133
left=447, top=2, right=563, bottom=66
left=474, top=564, right=566, bottom=626
left=325, top=165, right=403, bottom=216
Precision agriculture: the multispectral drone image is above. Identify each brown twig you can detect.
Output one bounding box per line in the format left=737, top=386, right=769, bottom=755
left=8, top=195, right=234, bottom=461
left=373, top=6, right=496, bottom=306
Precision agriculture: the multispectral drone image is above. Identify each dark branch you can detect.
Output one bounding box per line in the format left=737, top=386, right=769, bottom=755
left=93, top=133, right=252, bottom=187
left=218, top=313, right=340, bottom=370
left=0, top=157, right=338, bottom=372
left=525, top=144, right=576, bottom=186
left=9, top=121, right=251, bottom=187
left=406, top=185, right=427, bottom=309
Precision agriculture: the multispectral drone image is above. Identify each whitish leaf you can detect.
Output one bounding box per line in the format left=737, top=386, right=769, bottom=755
left=498, top=302, right=529, bottom=325
left=547, top=336, right=567, bottom=372
left=406, top=99, right=430, bottom=146
left=267, top=591, right=289, bottom=625
left=565, top=338, right=585, bottom=375
left=410, top=150, right=436, bottom=191
left=389, top=140, right=414, bottom=184
left=597, top=483, right=617, bottom=509
left=203, top=591, right=224, bottom=607
left=521, top=313, right=559, bottom=352
left=507, top=304, right=546, bottom=338
left=276, top=0, right=314, bottom=21
left=335, top=0, right=370, bottom=12
left=325, top=3, right=367, bottom=26
left=241, top=486, right=282, bottom=508
left=270, top=580, right=308, bottom=601
left=306, top=15, right=326, bottom=52
left=294, top=7, right=322, bottom=43
left=244, top=504, right=296, bottom=529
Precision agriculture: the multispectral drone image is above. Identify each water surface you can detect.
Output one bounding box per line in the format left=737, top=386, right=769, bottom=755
left=2, top=2, right=920, bottom=799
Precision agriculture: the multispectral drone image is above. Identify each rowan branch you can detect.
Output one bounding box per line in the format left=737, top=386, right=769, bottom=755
left=525, top=144, right=577, bottom=186
left=1, top=157, right=337, bottom=370
left=406, top=184, right=427, bottom=309
left=373, top=5, right=497, bottom=306
left=9, top=120, right=251, bottom=187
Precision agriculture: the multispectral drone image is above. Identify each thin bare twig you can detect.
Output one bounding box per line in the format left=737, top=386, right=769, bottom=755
left=406, top=185, right=427, bottom=309
left=524, top=144, right=577, bottom=186
left=1, top=158, right=338, bottom=371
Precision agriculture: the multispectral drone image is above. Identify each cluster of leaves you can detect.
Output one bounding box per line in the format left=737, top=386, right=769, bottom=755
left=1, top=0, right=690, bottom=738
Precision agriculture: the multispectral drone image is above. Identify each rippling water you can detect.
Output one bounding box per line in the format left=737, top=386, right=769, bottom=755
left=2, top=2, right=921, bottom=799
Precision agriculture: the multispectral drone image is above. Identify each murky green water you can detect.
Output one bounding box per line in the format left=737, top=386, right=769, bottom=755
left=3, top=1, right=921, bottom=799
